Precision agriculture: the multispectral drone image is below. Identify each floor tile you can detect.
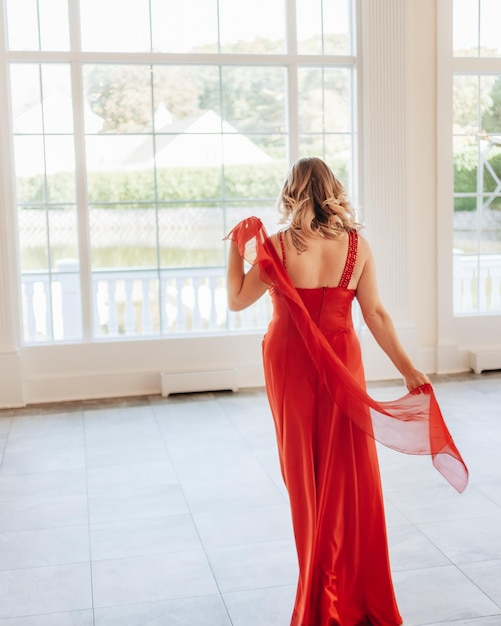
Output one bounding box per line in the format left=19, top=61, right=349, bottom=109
left=90, top=514, right=202, bottom=561
left=0, top=445, right=86, bottom=474
left=388, top=525, right=451, bottom=572
left=475, top=481, right=501, bottom=508
left=84, top=439, right=168, bottom=469
left=224, top=585, right=296, bottom=626
left=206, top=540, right=298, bottom=593
left=86, top=460, right=178, bottom=496
left=181, top=476, right=285, bottom=512
left=91, top=550, right=218, bottom=607
left=386, top=483, right=501, bottom=524
left=0, top=563, right=92, bottom=620
left=88, top=484, right=188, bottom=525
left=0, top=470, right=87, bottom=501
left=417, top=514, right=501, bottom=563
left=0, top=526, right=89, bottom=571
left=383, top=499, right=412, bottom=528
left=0, top=610, right=94, bottom=626
left=427, top=616, right=501, bottom=625
left=192, top=503, right=294, bottom=548
left=0, top=495, right=88, bottom=532
left=8, top=413, right=84, bottom=437
left=94, top=595, right=232, bottom=626
left=393, top=564, right=499, bottom=626
left=459, top=559, right=501, bottom=608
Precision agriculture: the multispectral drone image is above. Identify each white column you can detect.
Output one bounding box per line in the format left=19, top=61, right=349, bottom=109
left=0, top=143, right=24, bottom=407
left=0, top=5, right=24, bottom=407
left=359, top=0, right=417, bottom=379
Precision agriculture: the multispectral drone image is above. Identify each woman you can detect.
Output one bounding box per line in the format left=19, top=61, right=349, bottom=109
left=225, top=157, right=467, bottom=626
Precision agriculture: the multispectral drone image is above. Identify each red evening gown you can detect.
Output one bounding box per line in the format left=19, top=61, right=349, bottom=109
left=225, top=217, right=468, bottom=626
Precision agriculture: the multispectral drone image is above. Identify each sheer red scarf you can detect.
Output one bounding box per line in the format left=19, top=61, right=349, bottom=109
left=225, top=217, right=468, bottom=493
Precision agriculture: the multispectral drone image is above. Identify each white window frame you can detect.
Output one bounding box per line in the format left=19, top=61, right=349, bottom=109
left=437, top=0, right=501, bottom=373
left=2, top=0, right=359, bottom=345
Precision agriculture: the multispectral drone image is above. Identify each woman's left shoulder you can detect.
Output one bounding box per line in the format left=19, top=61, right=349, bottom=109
left=352, top=231, right=372, bottom=262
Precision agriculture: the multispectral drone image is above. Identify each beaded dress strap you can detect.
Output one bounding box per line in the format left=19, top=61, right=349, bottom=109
left=278, top=231, right=287, bottom=268
left=338, top=231, right=358, bottom=289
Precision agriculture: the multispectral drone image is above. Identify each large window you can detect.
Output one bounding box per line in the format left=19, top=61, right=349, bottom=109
left=4, top=0, right=358, bottom=342
left=452, top=0, right=501, bottom=315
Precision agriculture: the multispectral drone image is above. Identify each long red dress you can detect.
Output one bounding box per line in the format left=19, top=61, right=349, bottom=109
left=225, top=217, right=468, bottom=626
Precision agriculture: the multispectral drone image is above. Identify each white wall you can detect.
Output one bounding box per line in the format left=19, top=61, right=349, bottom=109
left=0, top=0, right=494, bottom=408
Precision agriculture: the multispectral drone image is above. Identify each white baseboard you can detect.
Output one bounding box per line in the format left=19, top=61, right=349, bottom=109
left=21, top=363, right=265, bottom=407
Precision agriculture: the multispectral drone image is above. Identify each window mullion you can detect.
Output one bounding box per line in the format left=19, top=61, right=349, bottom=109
left=286, top=0, right=298, bottom=163
left=69, top=0, right=93, bottom=340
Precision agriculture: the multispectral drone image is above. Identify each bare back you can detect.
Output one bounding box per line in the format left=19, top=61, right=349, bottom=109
left=272, top=229, right=367, bottom=290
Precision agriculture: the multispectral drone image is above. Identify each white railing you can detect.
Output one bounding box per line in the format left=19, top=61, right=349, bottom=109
left=453, top=252, right=501, bottom=314
left=20, top=253, right=501, bottom=342
left=21, top=262, right=272, bottom=342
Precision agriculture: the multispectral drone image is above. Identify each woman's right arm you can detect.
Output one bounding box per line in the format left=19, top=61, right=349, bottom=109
left=355, top=239, right=430, bottom=392
left=226, top=240, right=268, bottom=311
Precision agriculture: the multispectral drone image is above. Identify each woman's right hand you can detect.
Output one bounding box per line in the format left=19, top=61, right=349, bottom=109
left=403, top=368, right=431, bottom=392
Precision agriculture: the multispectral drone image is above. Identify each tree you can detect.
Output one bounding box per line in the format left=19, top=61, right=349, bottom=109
left=482, top=76, right=501, bottom=133
left=84, top=65, right=202, bottom=132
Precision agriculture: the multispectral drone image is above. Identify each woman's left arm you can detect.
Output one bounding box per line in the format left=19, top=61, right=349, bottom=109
left=226, top=240, right=268, bottom=311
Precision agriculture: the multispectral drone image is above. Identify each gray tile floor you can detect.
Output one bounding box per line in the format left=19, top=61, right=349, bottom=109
left=0, top=371, right=500, bottom=625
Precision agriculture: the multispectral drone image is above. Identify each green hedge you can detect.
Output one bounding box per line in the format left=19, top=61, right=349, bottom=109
left=454, top=152, right=501, bottom=211
left=17, top=163, right=288, bottom=206
left=15, top=159, right=355, bottom=207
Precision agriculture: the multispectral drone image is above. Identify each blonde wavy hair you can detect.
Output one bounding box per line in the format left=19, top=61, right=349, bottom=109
left=277, top=157, right=361, bottom=252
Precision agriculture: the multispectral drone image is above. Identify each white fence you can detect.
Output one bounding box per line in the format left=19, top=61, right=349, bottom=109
left=20, top=253, right=501, bottom=342
left=21, top=263, right=272, bottom=342
left=453, top=252, right=501, bottom=314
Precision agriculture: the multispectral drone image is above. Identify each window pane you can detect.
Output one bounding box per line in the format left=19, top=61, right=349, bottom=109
left=11, top=64, right=73, bottom=134
left=453, top=75, right=479, bottom=132
left=151, top=0, right=218, bottom=53
left=86, top=136, right=156, bottom=203
left=80, top=0, right=151, bottom=52
left=13, top=135, right=45, bottom=179
left=159, top=206, right=224, bottom=267
left=453, top=0, right=479, bottom=56
left=45, top=136, right=76, bottom=200
left=11, top=64, right=42, bottom=133
left=18, top=205, right=47, bottom=270
left=152, top=65, right=222, bottom=130
left=10, top=63, right=80, bottom=341
left=39, top=0, right=69, bottom=50
left=6, top=0, right=69, bottom=51
left=479, top=0, right=501, bottom=57
left=298, top=68, right=352, bottom=133
left=297, top=0, right=352, bottom=55
left=221, top=67, right=287, bottom=134
left=453, top=73, right=501, bottom=315
left=157, top=166, right=222, bottom=200
left=7, top=1, right=359, bottom=341
left=48, top=206, right=79, bottom=265
left=41, top=66, right=74, bottom=133
left=218, top=0, right=285, bottom=53
left=223, top=152, right=286, bottom=200
left=84, top=65, right=153, bottom=133
left=6, top=0, right=39, bottom=50
left=324, top=135, right=353, bottom=192
left=90, top=205, right=159, bottom=269
left=454, top=0, right=501, bottom=57
left=322, top=0, right=352, bottom=54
